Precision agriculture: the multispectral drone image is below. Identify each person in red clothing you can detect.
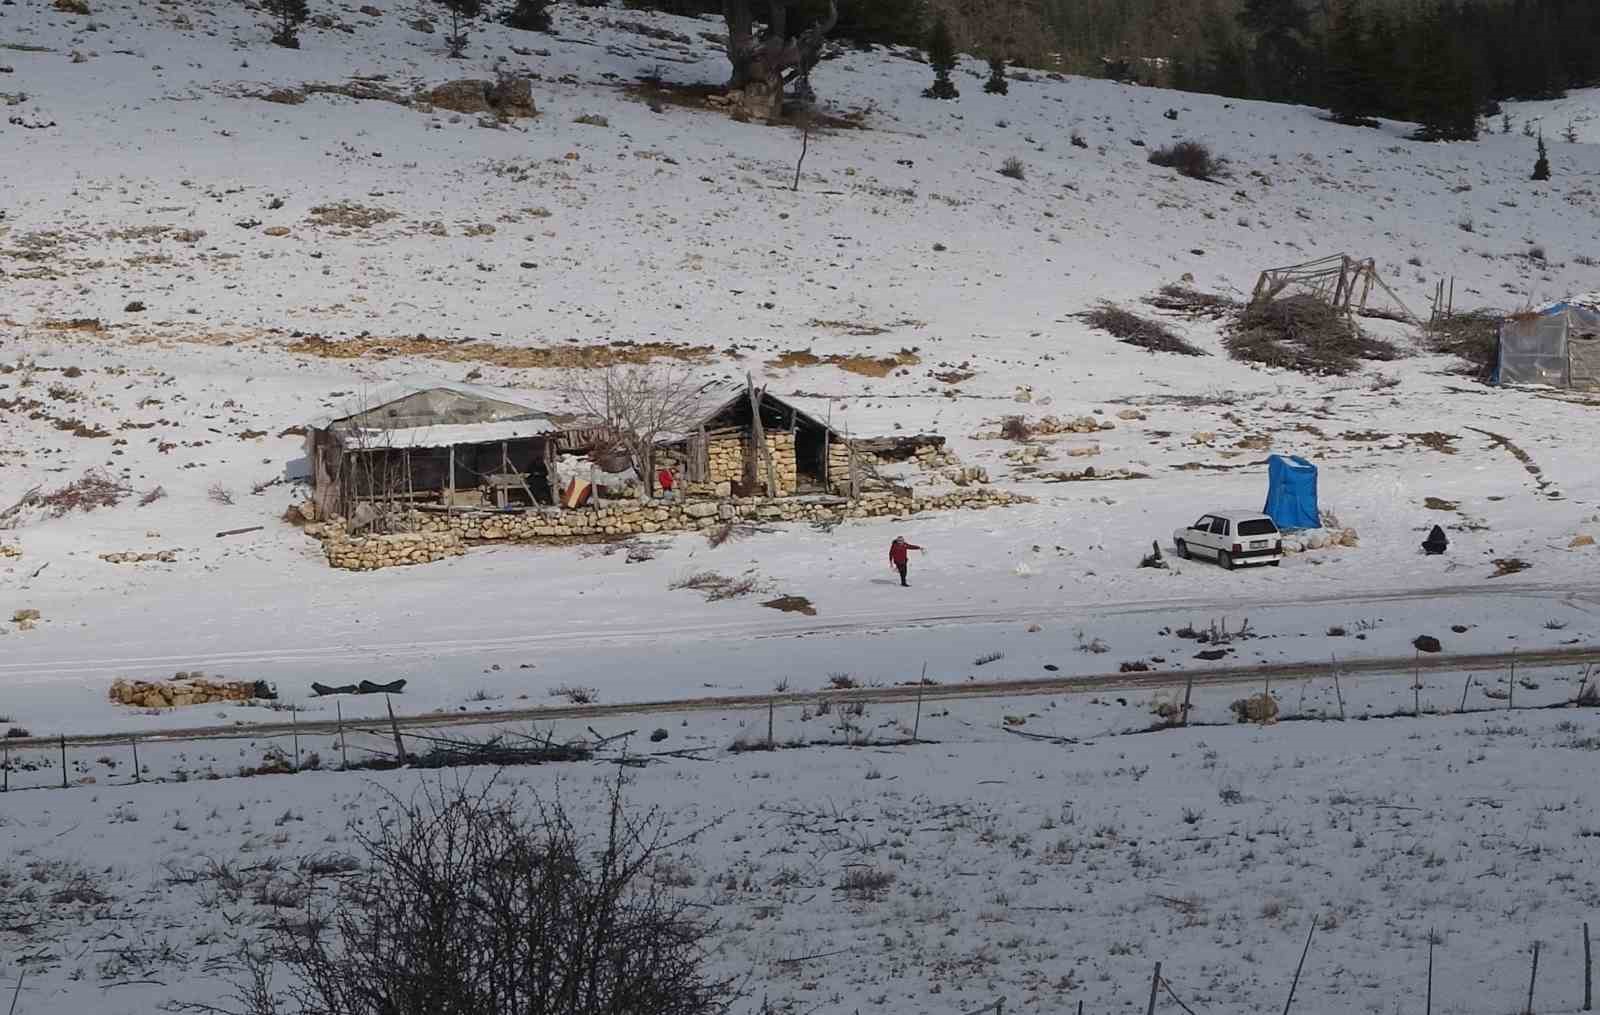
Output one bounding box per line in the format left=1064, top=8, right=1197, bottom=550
left=889, top=535, right=923, bottom=587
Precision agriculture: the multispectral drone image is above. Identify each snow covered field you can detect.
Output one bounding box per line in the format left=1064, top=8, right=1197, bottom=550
left=4, top=2, right=1600, bottom=1010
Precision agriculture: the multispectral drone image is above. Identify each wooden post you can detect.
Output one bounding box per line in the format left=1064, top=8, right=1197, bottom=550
left=1460, top=672, right=1473, bottom=713
left=386, top=696, right=406, bottom=765
left=1182, top=672, right=1195, bottom=726
left=1526, top=939, right=1541, bottom=1015
left=2, top=738, right=8, bottom=793
left=1282, top=918, right=1317, bottom=1015
left=446, top=443, right=456, bottom=512
left=60, top=734, right=68, bottom=789
left=1584, top=921, right=1592, bottom=1011
left=292, top=708, right=301, bottom=772
left=1425, top=929, right=1435, bottom=1015
left=1509, top=652, right=1517, bottom=711
left=1146, top=962, right=1161, bottom=1015
left=913, top=662, right=927, bottom=742
left=767, top=699, right=775, bottom=749
left=131, top=737, right=141, bottom=784
left=1332, top=655, right=1346, bottom=721
left=337, top=700, right=349, bottom=771
left=1414, top=651, right=1422, bottom=717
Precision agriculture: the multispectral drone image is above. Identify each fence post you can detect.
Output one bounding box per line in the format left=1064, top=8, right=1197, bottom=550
left=2, top=738, right=8, bottom=793
left=131, top=736, right=141, bottom=784
left=1426, top=928, right=1435, bottom=1015
left=292, top=708, right=301, bottom=772
left=1584, top=921, right=1592, bottom=1012
left=1146, top=961, right=1161, bottom=1015
left=337, top=700, right=349, bottom=770
left=1525, top=939, right=1541, bottom=1015
left=1283, top=918, right=1317, bottom=1015
left=386, top=696, right=406, bottom=765
left=1460, top=673, right=1473, bottom=713
left=1509, top=653, right=1517, bottom=711
left=1332, top=655, right=1346, bottom=720
left=60, top=734, right=68, bottom=789
left=1182, top=672, right=1195, bottom=725
left=913, top=663, right=927, bottom=742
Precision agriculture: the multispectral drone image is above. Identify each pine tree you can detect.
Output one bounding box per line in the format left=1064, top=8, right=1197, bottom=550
left=436, top=0, right=483, bottom=57
left=1324, top=0, right=1377, bottom=125
left=985, top=54, right=1009, bottom=95
left=1408, top=7, right=1478, bottom=142
left=500, top=0, right=551, bottom=32
left=261, top=0, right=309, bottom=49
left=1533, top=130, right=1551, bottom=180
left=923, top=14, right=959, bottom=100
left=1240, top=0, right=1310, bottom=100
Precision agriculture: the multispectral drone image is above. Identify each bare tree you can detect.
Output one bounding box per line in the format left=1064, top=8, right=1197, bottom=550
left=220, top=772, right=732, bottom=1015
left=562, top=365, right=710, bottom=497
left=722, top=0, right=837, bottom=119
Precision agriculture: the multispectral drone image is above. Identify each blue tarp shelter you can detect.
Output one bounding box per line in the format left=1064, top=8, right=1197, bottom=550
left=1263, top=454, right=1319, bottom=531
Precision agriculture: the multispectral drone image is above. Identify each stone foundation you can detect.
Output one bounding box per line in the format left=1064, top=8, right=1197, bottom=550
left=322, top=530, right=467, bottom=570
left=306, top=487, right=1031, bottom=570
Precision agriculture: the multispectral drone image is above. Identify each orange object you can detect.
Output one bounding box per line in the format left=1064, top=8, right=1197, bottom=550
left=561, top=478, right=592, bottom=509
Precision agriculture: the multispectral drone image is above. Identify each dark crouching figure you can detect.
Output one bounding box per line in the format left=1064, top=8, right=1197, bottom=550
left=1422, top=524, right=1448, bottom=555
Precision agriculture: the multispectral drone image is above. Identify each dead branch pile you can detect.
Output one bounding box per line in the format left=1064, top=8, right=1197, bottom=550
left=1081, top=303, right=1208, bottom=357
left=1225, top=295, right=1400, bottom=376
left=1146, top=284, right=1239, bottom=319
left=1426, top=309, right=1501, bottom=379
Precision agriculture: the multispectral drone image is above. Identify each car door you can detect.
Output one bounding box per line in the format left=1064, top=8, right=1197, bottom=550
left=1208, top=516, right=1230, bottom=558
left=1189, top=515, right=1217, bottom=556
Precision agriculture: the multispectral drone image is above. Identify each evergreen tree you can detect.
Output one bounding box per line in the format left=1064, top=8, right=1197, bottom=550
left=1324, top=0, right=1378, bottom=125
left=261, top=0, right=309, bottom=49
left=1532, top=130, right=1551, bottom=180
left=923, top=13, right=959, bottom=99
left=985, top=54, right=1009, bottom=94
left=1240, top=0, right=1310, bottom=100
left=436, top=0, right=483, bottom=57
left=501, top=0, right=551, bottom=32
left=1408, top=5, right=1478, bottom=142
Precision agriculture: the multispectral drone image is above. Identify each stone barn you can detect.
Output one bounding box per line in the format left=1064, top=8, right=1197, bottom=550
left=659, top=384, right=852, bottom=498
left=306, top=378, right=602, bottom=523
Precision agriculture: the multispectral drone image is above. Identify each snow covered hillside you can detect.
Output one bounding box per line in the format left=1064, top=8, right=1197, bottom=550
left=2, top=0, right=1600, bottom=734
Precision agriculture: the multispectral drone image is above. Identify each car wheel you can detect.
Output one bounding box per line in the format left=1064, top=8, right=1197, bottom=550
left=1220, top=551, right=1235, bottom=571
left=1176, top=539, right=1190, bottom=560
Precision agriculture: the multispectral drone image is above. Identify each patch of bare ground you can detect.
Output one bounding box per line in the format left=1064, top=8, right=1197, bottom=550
left=767, top=348, right=921, bottom=377
left=306, top=203, right=399, bottom=229
left=1466, top=426, right=1556, bottom=494
left=1423, top=497, right=1459, bottom=511
left=286, top=333, right=713, bottom=369
left=620, top=78, right=871, bottom=130
left=1407, top=432, right=1459, bottom=454
left=762, top=595, right=816, bottom=616
left=807, top=318, right=924, bottom=336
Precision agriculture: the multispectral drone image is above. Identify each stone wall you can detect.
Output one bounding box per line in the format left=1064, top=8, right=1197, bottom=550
left=111, top=676, right=273, bottom=709
left=321, top=530, right=467, bottom=570
left=707, top=436, right=745, bottom=484
left=306, top=487, right=1032, bottom=570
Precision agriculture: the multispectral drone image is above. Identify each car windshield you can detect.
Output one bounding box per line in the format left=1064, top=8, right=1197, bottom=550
left=1238, top=519, right=1278, bottom=536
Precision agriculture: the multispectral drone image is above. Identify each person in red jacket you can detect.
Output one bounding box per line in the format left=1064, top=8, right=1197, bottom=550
left=889, top=536, right=923, bottom=587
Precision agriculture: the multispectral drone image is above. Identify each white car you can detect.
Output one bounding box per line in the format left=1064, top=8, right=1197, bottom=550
left=1173, top=510, right=1283, bottom=569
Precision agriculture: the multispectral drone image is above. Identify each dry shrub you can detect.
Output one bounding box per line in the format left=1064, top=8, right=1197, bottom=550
left=38, top=468, right=130, bottom=516
left=1001, top=416, right=1032, bottom=441
left=226, top=775, right=731, bottom=1015
left=1081, top=303, right=1206, bottom=356
left=670, top=571, right=760, bottom=601
left=839, top=866, right=895, bottom=901
left=139, top=486, right=166, bottom=506
left=1146, top=284, right=1238, bottom=319
left=1230, top=692, right=1279, bottom=723
left=1148, top=140, right=1221, bottom=180
left=1226, top=296, right=1400, bottom=376
left=1427, top=309, right=1501, bottom=379
left=208, top=483, right=235, bottom=506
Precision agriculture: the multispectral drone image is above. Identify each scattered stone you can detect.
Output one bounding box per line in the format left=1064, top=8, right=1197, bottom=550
left=0, top=543, right=20, bottom=559
left=263, top=225, right=291, bottom=237
left=359, top=4, right=382, bottom=14
left=110, top=675, right=276, bottom=709
left=1412, top=635, right=1442, bottom=654
left=409, top=17, right=435, bottom=33
left=650, top=728, right=669, bottom=742
left=99, top=549, right=178, bottom=564
left=54, top=0, right=91, bottom=14
left=1570, top=534, right=1595, bottom=548
left=124, top=300, right=146, bottom=312
left=11, top=608, right=41, bottom=631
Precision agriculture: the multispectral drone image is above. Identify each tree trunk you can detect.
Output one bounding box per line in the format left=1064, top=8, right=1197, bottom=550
left=722, top=0, right=834, bottom=120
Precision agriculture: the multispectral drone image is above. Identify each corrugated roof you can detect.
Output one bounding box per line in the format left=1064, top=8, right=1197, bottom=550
left=343, top=418, right=562, bottom=449
left=308, top=375, right=549, bottom=429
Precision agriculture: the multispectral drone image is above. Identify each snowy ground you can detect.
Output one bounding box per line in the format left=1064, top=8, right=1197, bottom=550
left=5, top=2, right=1600, bottom=1011
left=4, top=0, right=1599, bottom=733
left=3, top=687, right=1600, bottom=1015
